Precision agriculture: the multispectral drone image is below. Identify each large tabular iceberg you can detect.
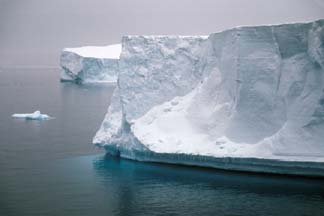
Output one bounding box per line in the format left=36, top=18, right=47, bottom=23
left=60, top=44, right=121, bottom=83
left=94, top=20, right=324, bottom=177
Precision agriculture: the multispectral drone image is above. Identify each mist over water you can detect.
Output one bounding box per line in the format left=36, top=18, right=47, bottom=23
left=1, top=0, right=324, bottom=67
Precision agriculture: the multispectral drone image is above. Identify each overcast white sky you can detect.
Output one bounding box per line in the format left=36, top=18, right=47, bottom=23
left=0, top=0, right=324, bottom=67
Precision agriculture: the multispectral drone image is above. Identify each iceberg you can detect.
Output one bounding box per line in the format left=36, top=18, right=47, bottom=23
left=60, top=44, right=121, bottom=83
left=94, top=20, right=324, bottom=177
left=12, top=110, right=52, bottom=120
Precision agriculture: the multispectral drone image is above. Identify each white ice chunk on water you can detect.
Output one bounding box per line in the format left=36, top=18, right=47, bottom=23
left=12, top=111, right=52, bottom=120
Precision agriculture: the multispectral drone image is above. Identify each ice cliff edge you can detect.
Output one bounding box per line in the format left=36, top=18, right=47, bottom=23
left=94, top=20, right=324, bottom=176
left=60, top=44, right=121, bottom=83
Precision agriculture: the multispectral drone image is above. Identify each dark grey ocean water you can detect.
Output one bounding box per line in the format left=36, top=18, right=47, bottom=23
left=0, top=68, right=323, bottom=216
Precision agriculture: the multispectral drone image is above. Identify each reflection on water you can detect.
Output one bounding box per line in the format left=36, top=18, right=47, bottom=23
left=4, top=153, right=323, bottom=216
left=0, top=68, right=114, bottom=164
left=92, top=155, right=324, bottom=216
left=0, top=68, right=115, bottom=216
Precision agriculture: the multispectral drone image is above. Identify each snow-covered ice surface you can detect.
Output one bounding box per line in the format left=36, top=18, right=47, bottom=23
left=12, top=111, right=52, bottom=120
left=60, top=44, right=121, bottom=83
left=63, top=44, right=121, bottom=59
left=94, top=20, right=324, bottom=177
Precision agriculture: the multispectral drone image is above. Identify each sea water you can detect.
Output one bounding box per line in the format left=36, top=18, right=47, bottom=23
left=0, top=68, right=323, bottom=216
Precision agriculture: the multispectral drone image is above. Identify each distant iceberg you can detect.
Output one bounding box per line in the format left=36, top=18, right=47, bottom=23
left=60, top=44, right=121, bottom=83
left=12, top=111, right=52, bottom=120
left=94, top=20, right=324, bottom=177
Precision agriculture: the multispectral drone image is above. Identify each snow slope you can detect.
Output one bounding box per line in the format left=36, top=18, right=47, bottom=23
left=60, top=44, right=121, bottom=83
left=94, top=20, right=324, bottom=176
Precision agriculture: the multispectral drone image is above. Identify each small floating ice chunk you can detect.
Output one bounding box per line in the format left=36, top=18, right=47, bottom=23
left=12, top=110, right=52, bottom=120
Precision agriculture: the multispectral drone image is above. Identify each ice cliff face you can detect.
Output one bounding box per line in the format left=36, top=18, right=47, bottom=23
left=94, top=20, right=324, bottom=176
left=118, top=36, right=207, bottom=122
left=94, top=36, right=207, bottom=147
left=187, top=20, right=324, bottom=159
left=60, top=44, right=121, bottom=83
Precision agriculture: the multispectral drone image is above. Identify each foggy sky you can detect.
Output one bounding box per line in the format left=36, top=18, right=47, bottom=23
left=0, top=0, right=324, bottom=67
